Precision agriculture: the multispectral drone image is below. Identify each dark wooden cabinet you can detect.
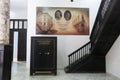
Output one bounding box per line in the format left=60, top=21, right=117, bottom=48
left=30, top=37, right=57, bottom=75
left=0, top=45, right=13, bottom=80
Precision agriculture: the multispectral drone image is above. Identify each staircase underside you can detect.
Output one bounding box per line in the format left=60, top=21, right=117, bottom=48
left=90, top=0, right=120, bottom=56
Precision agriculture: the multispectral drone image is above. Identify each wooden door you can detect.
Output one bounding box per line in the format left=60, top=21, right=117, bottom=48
left=10, top=19, right=27, bottom=61
left=17, top=29, right=27, bottom=61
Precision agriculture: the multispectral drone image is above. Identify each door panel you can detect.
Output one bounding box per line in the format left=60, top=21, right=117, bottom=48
left=30, top=37, right=57, bottom=75
left=18, top=29, right=27, bottom=61
left=10, top=19, right=27, bottom=61
left=34, top=40, right=54, bottom=69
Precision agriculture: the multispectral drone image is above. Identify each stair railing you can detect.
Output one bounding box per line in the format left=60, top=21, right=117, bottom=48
left=68, top=41, right=91, bottom=69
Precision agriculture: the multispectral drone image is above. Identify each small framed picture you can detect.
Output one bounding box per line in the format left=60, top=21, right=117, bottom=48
left=64, top=10, right=71, bottom=21
left=55, top=10, right=62, bottom=20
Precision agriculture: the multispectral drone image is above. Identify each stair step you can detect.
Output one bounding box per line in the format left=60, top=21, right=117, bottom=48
left=64, top=54, right=91, bottom=73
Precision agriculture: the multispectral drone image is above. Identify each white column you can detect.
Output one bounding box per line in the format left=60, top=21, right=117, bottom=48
left=0, top=0, right=10, bottom=44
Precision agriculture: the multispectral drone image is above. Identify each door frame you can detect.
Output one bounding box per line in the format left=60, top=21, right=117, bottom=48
left=10, top=19, right=27, bottom=61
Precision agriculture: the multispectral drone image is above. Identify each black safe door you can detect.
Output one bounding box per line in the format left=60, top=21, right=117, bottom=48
left=33, top=39, right=55, bottom=69
left=30, top=37, right=57, bottom=75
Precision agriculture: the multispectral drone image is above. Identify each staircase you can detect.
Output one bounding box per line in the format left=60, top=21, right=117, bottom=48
left=90, top=0, right=120, bottom=56
left=65, top=0, right=120, bottom=73
left=65, top=42, right=92, bottom=73
left=64, top=41, right=105, bottom=73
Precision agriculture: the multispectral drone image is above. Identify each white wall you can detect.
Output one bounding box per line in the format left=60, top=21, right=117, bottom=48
left=27, top=0, right=101, bottom=69
left=106, top=35, right=120, bottom=78
left=10, top=0, right=27, bottom=19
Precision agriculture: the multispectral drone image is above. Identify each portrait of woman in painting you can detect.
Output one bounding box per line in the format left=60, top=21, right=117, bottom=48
left=55, top=10, right=62, bottom=20
left=64, top=10, right=71, bottom=21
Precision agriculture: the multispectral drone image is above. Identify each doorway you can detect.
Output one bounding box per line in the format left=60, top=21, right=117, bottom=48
left=10, top=19, right=27, bottom=61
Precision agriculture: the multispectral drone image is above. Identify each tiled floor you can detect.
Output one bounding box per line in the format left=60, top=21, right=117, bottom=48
left=11, top=62, right=120, bottom=80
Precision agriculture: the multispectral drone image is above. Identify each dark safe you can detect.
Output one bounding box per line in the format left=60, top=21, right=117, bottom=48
left=30, top=37, right=57, bottom=75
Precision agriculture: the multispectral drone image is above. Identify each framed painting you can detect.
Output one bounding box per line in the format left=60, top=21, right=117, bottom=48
left=36, top=7, right=89, bottom=35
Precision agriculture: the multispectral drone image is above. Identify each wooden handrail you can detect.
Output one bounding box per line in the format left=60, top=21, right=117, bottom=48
left=68, top=41, right=91, bottom=57
left=68, top=41, right=91, bottom=69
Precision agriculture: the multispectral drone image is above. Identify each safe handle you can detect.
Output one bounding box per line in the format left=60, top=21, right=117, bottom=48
left=39, top=52, right=50, bottom=55
left=45, top=52, right=50, bottom=55
left=39, top=53, right=42, bottom=55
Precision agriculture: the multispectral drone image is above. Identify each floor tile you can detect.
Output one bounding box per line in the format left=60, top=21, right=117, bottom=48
left=11, top=62, right=120, bottom=80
